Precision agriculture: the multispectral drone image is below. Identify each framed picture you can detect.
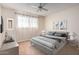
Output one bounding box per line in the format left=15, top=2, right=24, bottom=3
left=7, top=18, right=14, bottom=30
left=53, top=20, right=59, bottom=30
left=59, top=20, right=67, bottom=30
left=53, top=19, right=67, bottom=31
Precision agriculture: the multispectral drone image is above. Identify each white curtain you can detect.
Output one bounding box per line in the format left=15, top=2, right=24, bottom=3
left=29, top=17, right=38, bottom=28
left=17, top=15, right=38, bottom=28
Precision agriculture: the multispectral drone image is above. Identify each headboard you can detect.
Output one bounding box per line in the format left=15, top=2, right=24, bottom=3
left=47, top=31, right=69, bottom=39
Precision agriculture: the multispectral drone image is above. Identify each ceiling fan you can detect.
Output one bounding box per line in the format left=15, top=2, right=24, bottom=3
left=32, top=3, right=48, bottom=12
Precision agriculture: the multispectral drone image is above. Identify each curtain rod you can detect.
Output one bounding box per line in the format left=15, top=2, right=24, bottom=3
left=14, top=12, right=39, bottom=18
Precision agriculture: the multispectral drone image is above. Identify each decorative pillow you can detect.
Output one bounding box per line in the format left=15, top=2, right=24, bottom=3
left=54, top=33, right=62, bottom=37
left=54, top=32, right=68, bottom=37
left=47, top=31, right=56, bottom=35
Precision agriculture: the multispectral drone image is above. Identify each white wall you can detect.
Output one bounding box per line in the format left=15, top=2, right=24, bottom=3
left=45, top=6, right=79, bottom=35
left=0, top=6, right=45, bottom=42
left=1, top=7, right=16, bottom=42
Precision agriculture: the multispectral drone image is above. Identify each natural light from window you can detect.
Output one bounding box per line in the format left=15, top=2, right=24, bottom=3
left=17, top=15, right=38, bottom=28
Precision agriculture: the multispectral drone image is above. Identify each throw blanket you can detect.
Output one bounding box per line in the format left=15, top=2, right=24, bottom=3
left=32, top=36, right=60, bottom=49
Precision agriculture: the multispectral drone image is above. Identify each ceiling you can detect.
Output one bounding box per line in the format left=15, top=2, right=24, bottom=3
left=0, top=3, right=79, bottom=16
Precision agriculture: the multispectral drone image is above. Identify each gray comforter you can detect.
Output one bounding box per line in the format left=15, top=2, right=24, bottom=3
left=32, top=36, right=62, bottom=49
left=31, top=34, right=67, bottom=54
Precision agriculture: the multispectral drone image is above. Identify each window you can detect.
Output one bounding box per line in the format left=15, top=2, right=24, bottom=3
left=17, top=15, right=38, bottom=28
left=17, top=15, right=29, bottom=28
left=29, top=17, right=38, bottom=28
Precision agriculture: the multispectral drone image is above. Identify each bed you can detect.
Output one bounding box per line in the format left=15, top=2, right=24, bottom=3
left=31, top=31, right=68, bottom=54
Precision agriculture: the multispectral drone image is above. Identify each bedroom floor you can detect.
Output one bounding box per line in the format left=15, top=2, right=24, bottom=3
left=19, top=41, right=45, bottom=55
left=18, top=41, right=79, bottom=55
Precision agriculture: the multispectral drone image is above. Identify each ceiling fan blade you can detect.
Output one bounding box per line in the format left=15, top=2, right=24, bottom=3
left=32, top=6, right=38, bottom=9
left=42, top=8, right=48, bottom=11
left=32, top=3, right=48, bottom=12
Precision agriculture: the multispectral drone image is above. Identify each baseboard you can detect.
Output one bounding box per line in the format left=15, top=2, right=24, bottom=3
left=17, top=39, right=30, bottom=43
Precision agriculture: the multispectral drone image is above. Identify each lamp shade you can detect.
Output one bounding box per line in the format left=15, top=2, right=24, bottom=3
left=69, top=32, right=74, bottom=35
left=69, top=32, right=75, bottom=40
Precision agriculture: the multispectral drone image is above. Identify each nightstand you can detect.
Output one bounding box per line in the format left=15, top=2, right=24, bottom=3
left=68, top=32, right=79, bottom=48
left=68, top=39, right=79, bottom=49
left=68, top=39, right=76, bottom=46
